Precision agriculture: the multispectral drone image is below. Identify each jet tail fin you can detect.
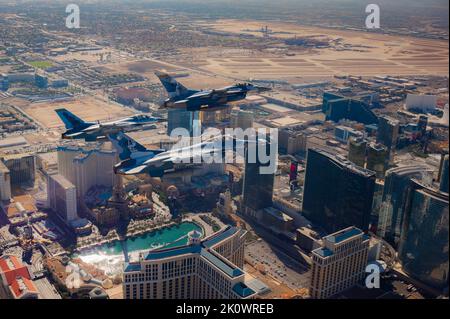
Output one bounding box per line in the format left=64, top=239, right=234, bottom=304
left=155, top=70, right=194, bottom=99
left=55, top=108, right=86, bottom=129
left=108, top=132, right=150, bottom=160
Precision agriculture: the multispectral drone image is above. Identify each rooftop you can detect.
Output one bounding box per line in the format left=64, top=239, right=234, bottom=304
left=144, top=245, right=202, bottom=261
left=313, top=247, right=334, bottom=258
left=0, top=136, right=29, bottom=149
left=50, top=174, right=75, bottom=190
left=36, top=151, right=58, bottom=164
left=324, top=227, right=363, bottom=244
left=311, top=148, right=376, bottom=178
left=2, top=195, right=37, bottom=217
left=123, top=262, right=142, bottom=273
left=200, top=249, right=244, bottom=278
left=127, top=226, right=246, bottom=279
left=1, top=152, right=34, bottom=161
left=202, top=226, right=240, bottom=248
left=10, top=276, right=38, bottom=299
left=264, top=207, right=293, bottom=222
left=232, top=282, right=256, bottom=298
left=57, top=145, right=116, bottom=163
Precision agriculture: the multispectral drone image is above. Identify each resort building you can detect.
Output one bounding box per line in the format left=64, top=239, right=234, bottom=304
left=47, top=173, right=78, bottom=222
left=310, top=227, right=370, bottom=299
left=123, top=226, right=256, bottom=299
left=1, top=153, right=35, bottom=187
left=57, top=144, right=117, bottom=204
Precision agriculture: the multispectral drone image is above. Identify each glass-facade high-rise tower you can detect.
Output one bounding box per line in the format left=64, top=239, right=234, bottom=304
left=398, top=180, right=449, bottom=289
left=242, top=138, right=276, bottom=218
left=439, top=154, right=449, bottom=193
left=378, top=165, right=434, bottom=245
left=302, top=148, right=376, bottom=234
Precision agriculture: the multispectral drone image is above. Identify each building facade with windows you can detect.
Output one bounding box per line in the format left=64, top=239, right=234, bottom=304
left=1, top=153, right=35, bottom=186
left=123, top=226, right=255, bottom=299
left=302, top=148, right=376, bottom=233
left=310, top=227, right=370, bottom=299
left=377, top=115, right=400, bottom=152
left=242, top=139, right=276, bottom=218
left=398, top=180, right=449, bottom=289
left=377, top=165, right=433, bottom=244
left=0, top=161, right=11, bottom=201
left=57, top=145, right=117, bottom=205
left=47, top=173, right=78, bottom=222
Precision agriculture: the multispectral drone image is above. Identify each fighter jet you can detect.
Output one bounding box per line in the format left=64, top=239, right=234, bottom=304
left=108, top=131, right=268, bottom=177
left=55, top=108, right=166, bottom=142
left=155, top=71, right=271, bottom=112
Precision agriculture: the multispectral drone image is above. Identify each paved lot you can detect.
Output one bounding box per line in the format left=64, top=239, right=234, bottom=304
left=246, top=240, right=311, bottom=291
left=34, top=277, right=62, bottom=299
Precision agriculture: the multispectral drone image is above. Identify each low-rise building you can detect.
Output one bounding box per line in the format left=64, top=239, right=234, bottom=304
left=0, top=255, right=39, bottom=299
left=296, top=227, right=322, bottom=252
left=262, top=206, right=294, bottom=233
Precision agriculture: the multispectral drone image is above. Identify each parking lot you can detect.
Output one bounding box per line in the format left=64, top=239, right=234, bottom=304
left=245, top=240, right=311, bottom=291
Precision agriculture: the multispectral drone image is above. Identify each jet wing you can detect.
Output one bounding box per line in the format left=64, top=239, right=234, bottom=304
left=82, top=125, right=100, bottom=133
left=226, top=88, right=244, bottom=94
left=116, top=164, right=148, bottom=175
left=174, top=99, right=189, bottom=106
left=188, top=91, right=212, bottom=98
left=187, top=90, right=227, bottom=99
left=64, top=131, right=86, bottom=139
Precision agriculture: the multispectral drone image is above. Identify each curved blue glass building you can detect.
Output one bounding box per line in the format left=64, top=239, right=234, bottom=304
left=399, top=180, right=449, bottom=289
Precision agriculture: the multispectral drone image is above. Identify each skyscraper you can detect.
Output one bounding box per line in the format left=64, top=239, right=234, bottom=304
left=302, top=148, right=376, bottom=233
left=398, top=180, right=449, bottom=289
left=417, top=115, right=428, bottom=138
left=322, top=93, right=378, bottom=125
left=57, top=145, right=117, bottom=206
left=439, top=154, right=449, bottom=193
left=348, top=137, right=366, bottom=168
left=1, top=154, right=35, bottom=187
left=279, top=128, right=307, bottom=155
left=366, top=143, right=389, bottom=178
left=242, top=138, right=276, bottom=218
left=47, top=174, right=78, bottom=222
left=310, top=227, right=370, bottom=299
left=0, top=161, right=11, bottom=201
left=231, top=109, right=253, bottom=130
left=378, top=165, right=434, bottom=244
left=377, top=115, right=400, bottom=152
